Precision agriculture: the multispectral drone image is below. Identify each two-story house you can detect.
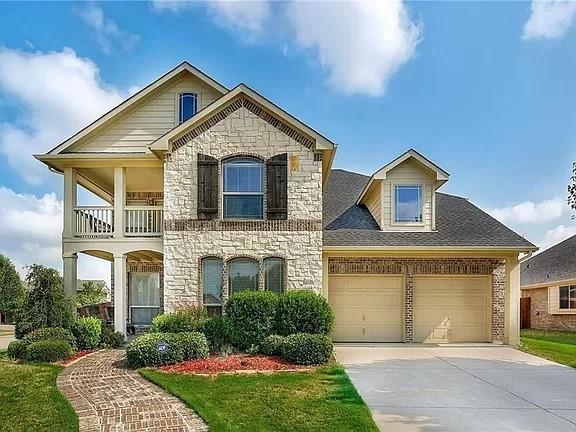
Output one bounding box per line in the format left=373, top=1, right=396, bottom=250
left=36, top=62, right=536, bottom=346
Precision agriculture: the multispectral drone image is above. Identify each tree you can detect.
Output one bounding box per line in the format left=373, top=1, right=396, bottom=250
left=569, top=162, right=576, bottom=218
left=0, top=254, right=25, bottom=318
left=77, top=280, right=108, bottom=307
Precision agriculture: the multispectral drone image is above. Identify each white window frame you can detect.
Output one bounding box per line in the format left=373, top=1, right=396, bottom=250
left=392, top=184, right=424, bottom=225
left=222, top=158, right=264, bottom=220
left=178, top=92, right=198, bottom=124
left=559, top=285, right=576, bottom=310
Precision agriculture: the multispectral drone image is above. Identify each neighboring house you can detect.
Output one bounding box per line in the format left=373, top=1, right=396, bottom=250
left=521, top=234, right=576, bottom=330
left=35, top=62, right=535, bottom=345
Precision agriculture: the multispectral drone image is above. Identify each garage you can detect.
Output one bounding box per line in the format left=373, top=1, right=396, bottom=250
left=413, top=276, right=491, bottom=343
left=329, top=275, right=404, bottom=342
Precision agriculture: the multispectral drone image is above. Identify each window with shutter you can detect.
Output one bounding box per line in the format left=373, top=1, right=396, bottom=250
left=197, top=154, right=218, bottom=219
left=266, top=153, right=288, bottom=220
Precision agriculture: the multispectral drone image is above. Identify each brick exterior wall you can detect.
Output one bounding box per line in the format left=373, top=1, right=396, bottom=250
left=163, top=105, right=323, bottom=311
left=522, top=287, right=576, bottom=331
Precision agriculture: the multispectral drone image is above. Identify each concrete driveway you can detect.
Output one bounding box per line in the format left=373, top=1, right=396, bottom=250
left=336, top=344, right=576, bottom=432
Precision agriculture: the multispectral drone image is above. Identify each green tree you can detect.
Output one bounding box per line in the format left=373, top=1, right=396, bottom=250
left=569, top=162, right=576, bottom=218
left=0, top=254, right=25, bottom=317
left=77, top=280, right=108, bottom=307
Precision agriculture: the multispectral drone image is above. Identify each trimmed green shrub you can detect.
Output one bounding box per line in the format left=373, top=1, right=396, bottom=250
left=100, top=325, right=124, bottom=348
left=260, top=335, right=285, bottom=357
left=126, top=333, right=184, bottom=368
left=7, top=339, right=27, bottom=360
left=226, top=291, right=279, bottom=350
left=73, top=317, right=102, bottom=350
left=203, top=315, right=231, bottom=354
left=275, top=291, right=334, bottom=336
left=173, top=332, right=209, bottom=361
left=23, top=327, right=76, bottom=350
left=151, top=306, right=208, bottom=333
left=281, top=333, right=333, bottom=365
left=25, top=340, right=73, bottom=363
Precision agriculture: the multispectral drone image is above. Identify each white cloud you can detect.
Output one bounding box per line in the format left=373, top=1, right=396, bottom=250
left=286, top=0, right=422, bottom=96
left=537, top=224, right=576, bottom=252
left=523, top=0, right=576, bottom=40
left=489, top=198, right=566, bottom=224
left=0, top=47, right=128, bottom=184
left=76, top=3, right=140, bottom=54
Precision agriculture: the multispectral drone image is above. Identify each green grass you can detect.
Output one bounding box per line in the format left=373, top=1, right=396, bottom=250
left=141, top=365, right=378, bottom=432
left=0, top=354, right=78, bottom=432
left=520, top=329, right=576, bottom=368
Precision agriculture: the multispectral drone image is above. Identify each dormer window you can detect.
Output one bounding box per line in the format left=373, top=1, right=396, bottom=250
left=394, top=185, right=422, bottom=223
left=178, top=92, right=198, bottom=123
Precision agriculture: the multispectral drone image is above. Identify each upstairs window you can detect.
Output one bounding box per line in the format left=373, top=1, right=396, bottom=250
left=559, top=285, right=576, bottom=310
left=228, top=258, right=259, bottom=295
left=394, top=185, right=422, bottom=223
left=179, top=92, right=198, bottom=123
left=223, top=158, right=264, bottom=219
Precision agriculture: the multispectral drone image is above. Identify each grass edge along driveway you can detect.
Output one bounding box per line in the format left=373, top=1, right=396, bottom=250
left=141, top=364, right=378, bottom=432
left=520, top=329, right=576, bottom=368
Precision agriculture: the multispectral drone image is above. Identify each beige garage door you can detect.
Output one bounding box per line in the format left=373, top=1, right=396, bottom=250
left=329, top=275, right=404, bottom=342
left=414, top=276, right=490, bottom=343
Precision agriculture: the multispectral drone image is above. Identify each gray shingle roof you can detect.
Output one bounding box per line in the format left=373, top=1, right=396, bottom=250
left=323, top=169, right=536, bottom=249
left=521, top=234, right=576, bottom=286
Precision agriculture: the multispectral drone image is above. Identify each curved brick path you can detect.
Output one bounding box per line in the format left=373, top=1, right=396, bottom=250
left=57, top=350, right=207, bottom=432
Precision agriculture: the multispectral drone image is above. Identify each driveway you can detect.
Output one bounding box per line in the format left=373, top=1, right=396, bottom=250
left=336, top=345, right=576, bottom=432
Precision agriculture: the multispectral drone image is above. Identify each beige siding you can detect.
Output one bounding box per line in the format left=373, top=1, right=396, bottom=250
left=77, top=76, right=222, bottom=153
left=364, top=181, right=382, bottom=228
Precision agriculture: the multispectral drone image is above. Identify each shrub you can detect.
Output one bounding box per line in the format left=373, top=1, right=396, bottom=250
left=7, top=340, right=27, bottom=360
left=203, top=315, right=231, bottom=354
left=275, top=291, right=334, bottom=336
left=226, top=291, right=279, bottom=351
left=126, top=333, right=184, bottom=368
left=23, top=327, right=76, bottom=350
left=25, top=340, right=73, bottom=363
left=100, top=325, right=124, bottom=348
left=281, top=333, right=333, bottom=365
left=151, top=306, right=208, bottom=333
left=73, top=317, right=102, bottom=350
left=260, top=335, right=285, bottom=356
left=173, top=332, right=209, bottom=361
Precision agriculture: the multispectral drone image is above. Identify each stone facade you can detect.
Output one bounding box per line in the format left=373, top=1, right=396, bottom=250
left=163, top=104, right=323, bottom=311
left=522, top=287, right=576, bottom=331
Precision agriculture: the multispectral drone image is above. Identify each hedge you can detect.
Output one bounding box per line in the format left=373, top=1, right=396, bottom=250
left=23, top=327, right=76, bottom=350
left=151, top=307, right=208, bottom=333
left=259, top=335, right=285, bottom=357
left=281, top=333, right=333, bottom=365
left=25, top=340, right=73, bottom=363
left=73, top=317, right=102, bottom=350
left=203, top=315, right=231, bottom=354
left=275, top=291, right=334, bottom=336
left=7, top=340, right=27, bottom=360
left=126, top=331, right=208, bottom=368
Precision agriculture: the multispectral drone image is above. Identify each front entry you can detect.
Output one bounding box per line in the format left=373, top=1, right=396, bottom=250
left=329, top=275, right=403, bottom=342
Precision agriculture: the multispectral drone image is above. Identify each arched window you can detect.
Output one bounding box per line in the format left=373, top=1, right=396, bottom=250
left=264, top=257, right=285, bottom=294
left=228, top=258, right=259, bottom=295
left=178, top=92, right=198, bottom=123
left=223, top=158, right=264, bottom=219
left=202, top=257, right=223, bottom=315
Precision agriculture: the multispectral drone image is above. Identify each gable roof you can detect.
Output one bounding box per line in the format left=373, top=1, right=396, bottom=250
left=324, top=169, right=536, bottom=251
left=521, top=234, right=576, bottom=287
left=47, top=62, right=228, bottom=155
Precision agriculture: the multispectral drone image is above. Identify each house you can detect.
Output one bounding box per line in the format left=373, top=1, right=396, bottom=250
left=35, top=62, right=535, bottom=345
left=521, top=234, right=576, bottom=330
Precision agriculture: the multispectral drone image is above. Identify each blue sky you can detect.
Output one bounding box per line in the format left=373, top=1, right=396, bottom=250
left=0, top=0, right=575, bottom=280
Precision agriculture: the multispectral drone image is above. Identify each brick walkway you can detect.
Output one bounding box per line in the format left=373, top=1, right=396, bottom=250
left=57, top=350, right=208, bottom=432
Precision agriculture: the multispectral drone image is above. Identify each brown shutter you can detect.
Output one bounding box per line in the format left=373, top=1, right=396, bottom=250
left=197, top=154, right=218, bottom=220
left=266, top=153, right=288, bottom=220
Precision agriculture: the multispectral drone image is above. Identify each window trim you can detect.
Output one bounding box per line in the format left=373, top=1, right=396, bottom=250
left=222, top=158, right=265, bottom=220
left=392, top=184, right=424, bottom=225
left=178, top=92, right=198, bottom=124
left=559, top=285, right=576, bottom=310
left=263, top=257, right=286, bottom=294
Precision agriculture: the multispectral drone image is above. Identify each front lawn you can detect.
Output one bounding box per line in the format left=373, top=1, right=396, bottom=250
left=520, top=329, right=576, bottom=367
left=141, top=365, right=378, bottom=432
left=0, top=353, right=78, bottom=432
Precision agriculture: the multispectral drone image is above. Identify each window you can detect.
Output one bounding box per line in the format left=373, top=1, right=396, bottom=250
left=559, top=285, right=576, bottom=310
left=264, top=258, right=284, bottom=294
left=228, top=258, right=259, bottom=295
left=394, top=185, right=423, bottom=223
left=128, top=272, right=161, bottom=325
left=223, top=159, right=264, bottom=219
left=178, top=92, right=197, bottom=123
left=202, top=258, right=223, bottom=315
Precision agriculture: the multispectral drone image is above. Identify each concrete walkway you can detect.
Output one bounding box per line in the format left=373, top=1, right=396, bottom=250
left=57, top=350, right=207, bottom=432
left=336, top=344, right=576, bottom=432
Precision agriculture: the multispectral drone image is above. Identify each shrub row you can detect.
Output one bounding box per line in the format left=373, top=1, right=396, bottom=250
left=259, top=334, right=333, bottom=365
left=150, top=306, right=208, bottom=333
left=126, top=332, right=209, bottom=368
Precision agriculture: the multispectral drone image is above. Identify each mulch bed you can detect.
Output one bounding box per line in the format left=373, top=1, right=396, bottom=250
left=60, top=350, right=95, bottom=366
left=159, top=355, right=310, bottom=375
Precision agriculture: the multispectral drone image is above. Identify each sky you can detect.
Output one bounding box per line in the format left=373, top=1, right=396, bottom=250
left=0, top=0, right=575, bottom=283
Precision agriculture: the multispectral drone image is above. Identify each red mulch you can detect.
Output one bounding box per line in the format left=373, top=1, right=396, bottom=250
left=159, top=355, right=308, bottom=375
left=61, top=350, right=95, bottom=365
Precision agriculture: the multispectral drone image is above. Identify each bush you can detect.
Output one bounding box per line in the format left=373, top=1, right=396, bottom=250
left=275, top=291, right=334, bottom=336
left=151, top=306, right=208, bottom=333
left=173, top=332, right=209, bottom=361
left=260, top=335, right=285, bottom=357
left=226, top=291, right=279, bottom=351
left=7, top=340, right=27, bottom=360
left=203, top=315, right=231, bottom=354
left=281, top=333, right=333, bottom=365
left=23, top=327, right=76, bottom=350
left=100, top=325, right=124, bottom=348
left=73, top=317, right=102, bottom=350
left=126, top=333, right=184, bottom=368
left=25, top=340, right=73, bottom=363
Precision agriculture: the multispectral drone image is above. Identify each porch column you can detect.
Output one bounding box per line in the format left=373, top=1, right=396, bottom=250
left=504, top=256, right=520, bottom=347
left=63, top=168, right=77, bottom=238
left=113, top=167, right=126, bottom=238
left=113, top=254, right=127, bottom=336
left=404, top=268, right=414, bottom=343
left=62, top=253, right=78, bottom=302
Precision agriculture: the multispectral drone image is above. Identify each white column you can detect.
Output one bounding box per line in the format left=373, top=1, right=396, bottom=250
left=62, top=253, right=78, bottom=301
left=113, top=167, right=126, bottom=238
left=505, top=255, right=521, bottom=347
left=113, top=254, right=127, bottom=336
left=63, top=168, right=77, bottom=238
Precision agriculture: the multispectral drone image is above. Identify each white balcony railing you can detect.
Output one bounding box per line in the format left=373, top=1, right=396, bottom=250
left=73, top=206, right=163, bottom=238
left=125, top=206, right=163, bottom=237
left=75, top=206, right=114, bottom=237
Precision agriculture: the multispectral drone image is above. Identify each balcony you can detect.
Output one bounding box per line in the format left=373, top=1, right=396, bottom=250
left=74, top=206, right=163, bottom=238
